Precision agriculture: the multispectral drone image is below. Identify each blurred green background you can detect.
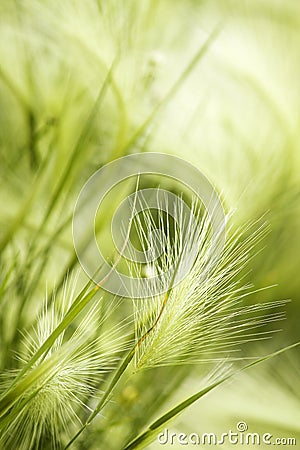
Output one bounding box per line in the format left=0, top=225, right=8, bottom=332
left=0, top=0, right=299, bottom=449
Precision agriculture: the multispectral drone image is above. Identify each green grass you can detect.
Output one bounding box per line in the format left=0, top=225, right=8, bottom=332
left=0, top=1, right=299, bottom=449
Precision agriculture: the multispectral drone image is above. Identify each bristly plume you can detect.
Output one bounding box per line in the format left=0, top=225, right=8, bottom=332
left=0, top=275, right=129, bottom=450
left=128, top=199, right=287, bottom=369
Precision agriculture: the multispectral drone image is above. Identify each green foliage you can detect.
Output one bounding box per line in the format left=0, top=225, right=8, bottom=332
left=0, top=1, right=299, bottom=449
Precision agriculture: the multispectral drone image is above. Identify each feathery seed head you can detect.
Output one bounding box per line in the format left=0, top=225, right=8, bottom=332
left=0, top=278, right=127, bottom=450
left=128, top=199, right=286, bottom=370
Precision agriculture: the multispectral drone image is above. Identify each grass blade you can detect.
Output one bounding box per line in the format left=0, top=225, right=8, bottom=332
left=124, top=342, right=300, bottom=450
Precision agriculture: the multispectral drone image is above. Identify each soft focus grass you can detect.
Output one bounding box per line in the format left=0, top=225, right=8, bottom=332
left=0, top=0, right=299, bottom=449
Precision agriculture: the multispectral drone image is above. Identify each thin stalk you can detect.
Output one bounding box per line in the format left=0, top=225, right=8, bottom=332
left=0, top=150, right=52, bottom=252
left=124, top=342, right=300, bottom=450
left=0, top=178, right=140, bottom=414
left=29, top=59, right=118, bottom=253
left=122, top=25, right=221, bottom=153
left=64, top=250, right=186, bottom=449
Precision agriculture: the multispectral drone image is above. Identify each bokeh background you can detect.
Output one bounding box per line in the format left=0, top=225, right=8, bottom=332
left=0, top=1, right=299, bottom=449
